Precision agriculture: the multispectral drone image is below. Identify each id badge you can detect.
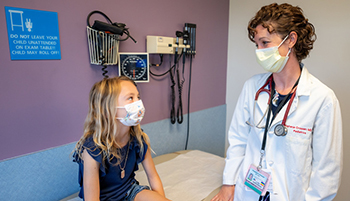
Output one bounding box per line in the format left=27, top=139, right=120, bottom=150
left=244, top=164, right=271, bottom=196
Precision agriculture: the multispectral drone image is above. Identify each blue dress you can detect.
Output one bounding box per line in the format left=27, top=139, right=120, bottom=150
left=74, top=136, right=148, bottom=201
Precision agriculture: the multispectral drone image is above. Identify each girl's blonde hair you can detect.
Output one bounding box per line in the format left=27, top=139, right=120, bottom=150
left=74, top=76, right=150, bottom=166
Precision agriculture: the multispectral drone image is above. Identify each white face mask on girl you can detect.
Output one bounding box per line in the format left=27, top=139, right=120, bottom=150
left=255, top=35, right=291, bottom=73
left=116, top=100, right=145, bottom=126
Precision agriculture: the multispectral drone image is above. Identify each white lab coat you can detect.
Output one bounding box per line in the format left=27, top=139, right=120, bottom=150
left=223, top=67, right=342, bottom=201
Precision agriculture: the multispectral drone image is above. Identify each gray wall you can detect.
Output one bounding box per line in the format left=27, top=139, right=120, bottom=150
left=226, top=0, right=350, bottom=200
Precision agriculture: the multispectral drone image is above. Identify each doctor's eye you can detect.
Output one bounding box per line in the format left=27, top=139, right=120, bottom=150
left=262, top=41, right=270, bottom=46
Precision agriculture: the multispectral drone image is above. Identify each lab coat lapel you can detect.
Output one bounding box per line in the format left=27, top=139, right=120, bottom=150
left=255, top=74, right=272, bottom=126
left=256, top=91, right=270, bottom=114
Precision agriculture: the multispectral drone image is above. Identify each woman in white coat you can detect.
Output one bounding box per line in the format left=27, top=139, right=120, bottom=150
left=212, top=3, right=342, bottom=201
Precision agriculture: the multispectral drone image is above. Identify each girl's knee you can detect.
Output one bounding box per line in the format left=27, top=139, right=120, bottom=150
left=135, top=190, right=171, bottom=201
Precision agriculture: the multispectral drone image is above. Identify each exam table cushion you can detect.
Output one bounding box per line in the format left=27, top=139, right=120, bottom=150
left=62, top=150, right=224, bottom=201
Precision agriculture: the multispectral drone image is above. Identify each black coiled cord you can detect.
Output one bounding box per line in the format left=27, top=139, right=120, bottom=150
left=170, top=65, right=176, bottom=124
left=102, top=65, right=108, bottom=78
left=176, top=62, right=184, bottom=124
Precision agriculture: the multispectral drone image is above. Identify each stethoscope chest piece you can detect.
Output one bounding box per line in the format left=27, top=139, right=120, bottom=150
left=274, top=124, right=288, bottom=136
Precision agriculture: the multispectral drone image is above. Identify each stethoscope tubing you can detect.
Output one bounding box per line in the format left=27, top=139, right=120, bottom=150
left=249, top=75, right=298, bottom=131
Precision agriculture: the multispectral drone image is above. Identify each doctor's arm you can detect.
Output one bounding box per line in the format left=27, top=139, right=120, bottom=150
left=305, top=97, right=343, bottom=201
left=212, top=81, right=252, bottom=201
left=223, top=81, right=252, bottom=186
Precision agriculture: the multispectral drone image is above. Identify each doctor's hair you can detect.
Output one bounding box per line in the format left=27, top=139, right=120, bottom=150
left=73, top=76, right=150, bottom=166
left=248, top=3, right=317, bottom=62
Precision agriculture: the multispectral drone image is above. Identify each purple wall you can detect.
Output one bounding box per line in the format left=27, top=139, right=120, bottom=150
left=0, top=0, right=229, bottom=160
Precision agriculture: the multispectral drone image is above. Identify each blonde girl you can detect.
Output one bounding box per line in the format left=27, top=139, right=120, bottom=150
left=74, top=76, right=170, bottom=201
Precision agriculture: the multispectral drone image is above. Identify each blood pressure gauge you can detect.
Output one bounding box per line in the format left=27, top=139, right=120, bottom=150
left=118, top=53, right=149, bottom=82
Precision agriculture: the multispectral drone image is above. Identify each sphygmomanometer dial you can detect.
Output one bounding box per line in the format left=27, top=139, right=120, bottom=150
left=119, top=53, right=149, bottom=82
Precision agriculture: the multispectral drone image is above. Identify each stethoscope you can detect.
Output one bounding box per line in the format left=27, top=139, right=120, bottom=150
left=246, top=75, right=299, bottom=136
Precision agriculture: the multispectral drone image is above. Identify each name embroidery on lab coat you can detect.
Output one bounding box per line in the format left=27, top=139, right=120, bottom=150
left=286, top=125, right=312, bottom=135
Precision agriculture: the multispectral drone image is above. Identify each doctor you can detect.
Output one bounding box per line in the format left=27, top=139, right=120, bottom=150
left=212, top=3, right=342, bottom=201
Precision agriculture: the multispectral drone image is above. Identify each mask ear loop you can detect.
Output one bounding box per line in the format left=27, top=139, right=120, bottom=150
left=285, top=48, right=292, bottom=59
left=278, top=34, right=290, bottom=48
left=115, top=106, right=125, bottom=119
left=277, top=35, right=292, bottom=60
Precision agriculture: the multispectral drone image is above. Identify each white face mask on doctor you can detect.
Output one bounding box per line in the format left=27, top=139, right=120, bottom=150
left=116, top=100, right=145, bottom=126
left=255, top=35, right=291, bottom=73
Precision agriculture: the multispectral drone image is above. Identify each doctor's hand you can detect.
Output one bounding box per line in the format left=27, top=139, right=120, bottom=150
left=211, top=185, right=235, bottom=201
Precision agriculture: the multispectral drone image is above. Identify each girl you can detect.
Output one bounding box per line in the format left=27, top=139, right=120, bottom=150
left=74, top=76, right=171, bottom=201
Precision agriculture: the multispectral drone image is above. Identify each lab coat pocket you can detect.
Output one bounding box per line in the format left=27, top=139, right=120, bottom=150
left=285, top=127, right=312, bottom=177
left=283, top=126, right=313, bottom=200
left=236, top=181, right=260, bottom=201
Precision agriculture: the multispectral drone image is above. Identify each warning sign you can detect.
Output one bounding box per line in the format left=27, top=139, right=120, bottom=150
left=5, top=6, right=61, bottom=60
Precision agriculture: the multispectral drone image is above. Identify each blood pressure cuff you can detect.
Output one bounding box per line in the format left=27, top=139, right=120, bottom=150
left=91, top=20, right=124, bottom=35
